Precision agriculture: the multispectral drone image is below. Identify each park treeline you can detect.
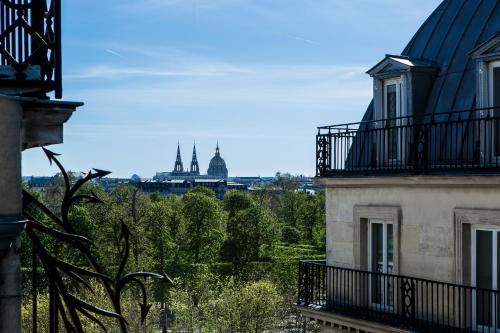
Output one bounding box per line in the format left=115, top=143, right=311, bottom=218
left=21, top=180, right=325, bottom=332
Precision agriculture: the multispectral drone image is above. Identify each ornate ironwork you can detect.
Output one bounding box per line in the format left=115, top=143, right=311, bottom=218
left=0, top=0, right=62, bottom=98
left=298, top=261, right=499, bottom=332
left=316, top=133, right=331, bottom=176
left=23, top=148, right=171, bottom=333
left=400, top=278, right=415, bottom=322
left=316, top=107, right=500, bottom=177
left=413, top=124, right=428, bottom=172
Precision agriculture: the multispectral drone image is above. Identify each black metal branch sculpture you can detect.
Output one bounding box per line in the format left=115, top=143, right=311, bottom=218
left=23, top=148, right=172, bottom=333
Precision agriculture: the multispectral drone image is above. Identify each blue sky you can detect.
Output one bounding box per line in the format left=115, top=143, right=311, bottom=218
left=22, top=0, right=442, bottom=178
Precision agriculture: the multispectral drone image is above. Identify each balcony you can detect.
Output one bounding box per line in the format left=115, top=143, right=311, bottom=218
left=316, top=107, right=500, bottom=177
left=0, top=0, right=62, bottom=98
left=298, top=261, right=500, bottom=332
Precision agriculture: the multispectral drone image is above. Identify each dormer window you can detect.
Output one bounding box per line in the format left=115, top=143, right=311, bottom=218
left=367, top=55, right=437, bottom=164
left=471, top=34, right=500, bottom=160
left=367, top=55, right=437, bottom=121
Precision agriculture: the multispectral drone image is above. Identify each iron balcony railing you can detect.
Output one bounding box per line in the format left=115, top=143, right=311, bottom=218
left=298, top=261, right=500, bottom=333
left=0, top=0, right=62, bottom=98
left=316, top=107, right=500, bottom=177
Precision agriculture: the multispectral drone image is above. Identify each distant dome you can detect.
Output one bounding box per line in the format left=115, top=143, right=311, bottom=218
left=207, top=143, right=228, bottom=179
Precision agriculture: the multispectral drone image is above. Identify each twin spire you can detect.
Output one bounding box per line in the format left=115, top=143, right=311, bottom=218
left=171, top=142, right=227, bottom=179
left=172, top=142, right=201, bottom=175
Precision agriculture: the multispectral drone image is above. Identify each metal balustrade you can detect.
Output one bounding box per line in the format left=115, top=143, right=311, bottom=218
left=316, top=107, right=500, bottom=177
left=298, top=261, right=500, bottom=333
left=0, top=0, right=62, bottom=98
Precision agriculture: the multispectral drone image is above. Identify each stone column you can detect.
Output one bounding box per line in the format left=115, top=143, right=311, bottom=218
left=0, top=97, right=25, bottom=333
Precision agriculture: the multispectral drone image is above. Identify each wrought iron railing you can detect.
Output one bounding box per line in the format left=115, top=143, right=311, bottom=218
left=298, top=261, right=500, bottom=332
left=316, top=107, right=500, bottom=177
left=0, top=0, right=62, bottom=98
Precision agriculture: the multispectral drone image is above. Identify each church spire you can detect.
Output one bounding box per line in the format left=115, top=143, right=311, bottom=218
left=190, top=142, right=200, bottom=175
left=215, top=141, right=220, bottom=156
left=173, top=142, right=184, bottom=174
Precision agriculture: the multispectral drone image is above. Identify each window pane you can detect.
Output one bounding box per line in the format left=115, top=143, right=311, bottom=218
left=372, top=224, right=383, bottom=273
left=386, top=224, right=394, bottom=274
left=497, top=232, right=500, bottom=329
left=493, top=67, right=500, bottom=156
left=371, top=223, right=383, bottom=305
left=386, top=84, right=398, bottom=160
left=386, top=224, right=394, bottom=307
left=477, top=230, right=492, bottom=327
left=387, top=84, right=397, bottom=120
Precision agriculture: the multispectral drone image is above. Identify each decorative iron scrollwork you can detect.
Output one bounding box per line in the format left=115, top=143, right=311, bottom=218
left=414, top=124, right=428, bottom=171
left=400, top=278, right=415, bottom=322
left=23, top=148, right=171, bottom=333
left=316, top=134, right=331, bottom=176
left=0, top=0, right=62, bottom=98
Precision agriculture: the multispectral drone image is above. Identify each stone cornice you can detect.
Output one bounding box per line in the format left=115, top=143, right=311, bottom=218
left=315, top=175, right=500, bottom=188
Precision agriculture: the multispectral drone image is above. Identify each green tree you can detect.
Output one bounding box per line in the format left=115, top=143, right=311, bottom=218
left=280, top=190, right=307, bottom=228
left=295, top=191, right=326, bottom=245
left=202, top=280, right=282, bottom=333
left=222, top=191, right=278, bottom=266
left=223, top=190, right=252, bottom=219
left=143, top=199, right=176, bottom=272
left=181, top=190, right=226, bottom=263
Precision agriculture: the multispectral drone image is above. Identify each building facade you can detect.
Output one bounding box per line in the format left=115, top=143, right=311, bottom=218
left=298, top=1, right=500, bottom=332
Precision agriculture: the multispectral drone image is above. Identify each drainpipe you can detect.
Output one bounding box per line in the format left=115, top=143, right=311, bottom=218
left=0, top=97, right=27, bottom=333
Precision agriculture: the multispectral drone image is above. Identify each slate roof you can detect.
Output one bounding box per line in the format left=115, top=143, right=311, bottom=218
left=362, top=0, right=500, bottom=121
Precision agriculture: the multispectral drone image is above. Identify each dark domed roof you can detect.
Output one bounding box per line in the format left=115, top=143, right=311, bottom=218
left=362, top=0, right=500, bottom=121
left=207, top=143, right=228, bottom=179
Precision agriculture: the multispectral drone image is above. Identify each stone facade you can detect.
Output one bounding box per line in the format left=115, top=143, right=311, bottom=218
left=320, top=176, right=500, bottom=283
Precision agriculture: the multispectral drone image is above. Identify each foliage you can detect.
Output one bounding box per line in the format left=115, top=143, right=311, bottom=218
left=22, top=280, right=162, bottom=333
left=181, top=190, right=226, bottom=263
left=281, top=225, right=301, bottom=244
left=222, top=191, right=279, bottom=266
left=170, top=277, right=282, bottom=333
left=22, top=165, right=326, bottom=332
left=22, top=149, right=167, bottom=333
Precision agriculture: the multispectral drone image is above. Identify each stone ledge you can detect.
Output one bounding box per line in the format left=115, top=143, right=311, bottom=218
left=297, top=306, right=412, bottom=333
left=316, top=175, right=500, bottom=188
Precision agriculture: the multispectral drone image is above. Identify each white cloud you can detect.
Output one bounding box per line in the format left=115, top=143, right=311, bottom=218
left=104, top=49, right=125, bottom=59
left=65, top=63, right=250, bottom=79
left=67, top=63, right=372, bottom=113
left=117, top=0, right=249, bottom=13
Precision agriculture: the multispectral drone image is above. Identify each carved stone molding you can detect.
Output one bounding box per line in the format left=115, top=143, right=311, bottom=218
left=454, top=208, right=500, bottom=285
left=353, top=206, right=401, bottom=274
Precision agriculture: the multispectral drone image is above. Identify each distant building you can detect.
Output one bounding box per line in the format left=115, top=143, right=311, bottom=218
left=26, top=176, right=56, bottom=192
left=95, top=177, right=132, bottom=191
left=155, top=142, right=229, bottom=180
left=207, top=143, right=228, bottom=179
left=171, top=143, right=200, bottom=177
left=137, top=178, right=247, bottom=199
left=137, top=142, right=245, bottom=198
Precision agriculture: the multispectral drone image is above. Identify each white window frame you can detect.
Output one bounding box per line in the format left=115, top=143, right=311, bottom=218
left=383, top=78, right=405, bottom=164
left=368, top=219, right=394, bottom=311
left=471, top=225, right=500, bottom=332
